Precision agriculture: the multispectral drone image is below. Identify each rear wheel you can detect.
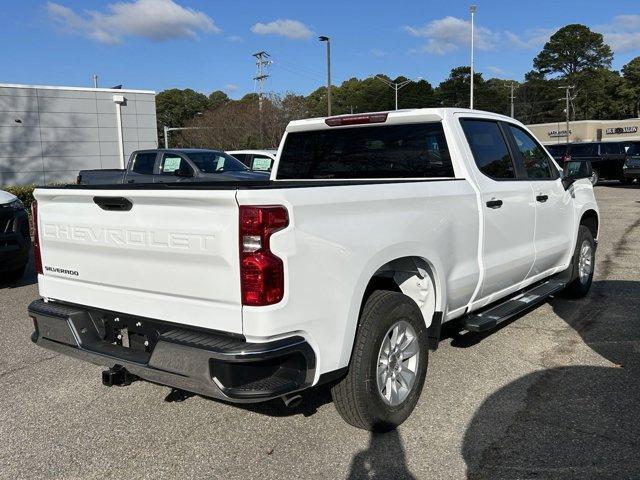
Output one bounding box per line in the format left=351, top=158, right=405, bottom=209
left=562, top=225, right=595, bottom=298
left=331, top=290, right=428, bottom=431
left=2, top=265, right=26, bottom=284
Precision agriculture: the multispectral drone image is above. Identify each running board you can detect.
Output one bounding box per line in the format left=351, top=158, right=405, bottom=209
left=463, top=279, right=566, bottom=332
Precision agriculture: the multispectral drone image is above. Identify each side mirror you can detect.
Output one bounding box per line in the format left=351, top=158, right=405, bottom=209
left=562, top=160, right=592, bottom=190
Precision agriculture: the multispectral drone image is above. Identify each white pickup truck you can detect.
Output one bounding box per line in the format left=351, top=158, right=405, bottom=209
left=28, top=108, right=598, bottom=431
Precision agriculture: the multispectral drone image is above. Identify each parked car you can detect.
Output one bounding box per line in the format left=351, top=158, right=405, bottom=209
left=28, top=108, right=598, bottom=431
left=544, top=143, right=568, bottom=164
left=77, top=149, right=269, bottom=185
left=0, top=190, right=30, bottom=282
left=623, top=142, right=640, bottom=184
left=562, top=142, right=627, bottom=183
left=227, top=149, right=277, bottom=172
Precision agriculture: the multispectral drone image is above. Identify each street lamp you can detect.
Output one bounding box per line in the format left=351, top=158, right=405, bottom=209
left=374, top=75, right=423, bottom=110
left=469, top=5, right=477, bottom=109
left=319, top=36, right=331, bottom=116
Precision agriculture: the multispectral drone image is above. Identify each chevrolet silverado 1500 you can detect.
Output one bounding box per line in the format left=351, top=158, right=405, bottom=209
left=28, top=108, right=598, bottom=431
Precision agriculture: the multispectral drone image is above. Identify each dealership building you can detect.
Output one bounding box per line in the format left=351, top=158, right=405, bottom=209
left=0, top=83, right=157, bottom=186
left=527, top=118, right=640, bottom=145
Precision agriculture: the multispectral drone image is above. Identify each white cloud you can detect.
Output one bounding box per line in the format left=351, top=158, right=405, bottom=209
left=46, top=0, right=219, bottom=44
left=596, top=14, right=640, bottom=53
left=504, top=28, right=554, bottom=50
left=370, top=48, right=389, bottom=57
left=404, top=16, right=497, bottom=55
left=250, top=19, right=313, bottom=40
left=224, top=83, right=238, bottom=92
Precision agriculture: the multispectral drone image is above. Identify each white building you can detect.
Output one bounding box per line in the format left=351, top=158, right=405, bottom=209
left=527, top=118, right=640, bottom=145
left=0, top=84, right=157, bottom=186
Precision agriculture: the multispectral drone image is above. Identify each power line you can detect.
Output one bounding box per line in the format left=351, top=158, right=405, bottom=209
left=253, top=51, right=272, bottom=111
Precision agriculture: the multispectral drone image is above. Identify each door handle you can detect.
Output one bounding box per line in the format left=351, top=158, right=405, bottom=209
left=536, top=194, right=549, bottom=203
left=486, top=199, right=503, bottom=209
left=93, top=196, right=133, bottom=211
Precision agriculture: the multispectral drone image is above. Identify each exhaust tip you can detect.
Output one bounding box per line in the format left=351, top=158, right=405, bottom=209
left=282, top=393, right=303, bottom=409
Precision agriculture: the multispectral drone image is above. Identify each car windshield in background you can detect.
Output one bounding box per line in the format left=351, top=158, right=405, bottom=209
left=627, top=144, right=640, bottom=156
left=569, top=144, right=598, bottom=157
left=188, top=152, right=248, bottom=173
left=277, top=123, right=454, bottom=179
left=545, top=145, right=566, bottom=156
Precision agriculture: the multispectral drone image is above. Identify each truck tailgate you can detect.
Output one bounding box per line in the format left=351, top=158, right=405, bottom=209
left=35, top=188, right=242, bottom=334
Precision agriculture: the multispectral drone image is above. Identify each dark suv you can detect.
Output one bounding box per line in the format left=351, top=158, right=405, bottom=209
left=623, top=142, right=640, bottom=184
left=0, top=192, right=30, bottom=282
left=566, top=142, right=627, bottom=183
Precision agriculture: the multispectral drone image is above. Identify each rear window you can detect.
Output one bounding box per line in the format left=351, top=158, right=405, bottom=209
left=132, top=152, right=156, bottom=175
left=569, top=144, right=597, bottom=157
left=277, top=123, right=454, bottom=179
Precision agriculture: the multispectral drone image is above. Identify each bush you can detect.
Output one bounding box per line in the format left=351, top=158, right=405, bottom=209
left=4, top=184, right=36, bottom=209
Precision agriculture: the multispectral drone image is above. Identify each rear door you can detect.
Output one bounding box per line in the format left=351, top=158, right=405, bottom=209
left=504, top=123, right=574, bottom=277
left=35, top=187, right=243, bottom=333
left=460, top=118, right=536, bottom=300
left=125, top=151, right=158, bottom=184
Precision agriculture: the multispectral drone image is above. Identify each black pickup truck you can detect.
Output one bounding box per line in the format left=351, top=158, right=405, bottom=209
left=77, top=149, right=269, bottom=185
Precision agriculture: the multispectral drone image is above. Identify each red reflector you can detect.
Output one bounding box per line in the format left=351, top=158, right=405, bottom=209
left=31, top=200, right=43, bottom=275
left=325, top=113, right=388, bottom=127
left=239, top=206, right=289, bottom=306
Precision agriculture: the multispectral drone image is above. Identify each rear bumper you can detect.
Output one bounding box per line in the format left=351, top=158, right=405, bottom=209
left=28, top=299, right=316, bottom=403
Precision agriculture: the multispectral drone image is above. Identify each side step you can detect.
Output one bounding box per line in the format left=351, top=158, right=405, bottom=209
left=463, top=279, right=566, bottom=332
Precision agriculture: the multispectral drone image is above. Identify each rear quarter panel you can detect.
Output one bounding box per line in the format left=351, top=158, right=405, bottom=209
left=238, top=179, right=480, bottom=377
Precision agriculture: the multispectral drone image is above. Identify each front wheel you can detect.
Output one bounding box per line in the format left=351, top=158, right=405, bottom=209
left=331, top=290, right=428, bottom=431
left=562, top=225, right=595, bottom=298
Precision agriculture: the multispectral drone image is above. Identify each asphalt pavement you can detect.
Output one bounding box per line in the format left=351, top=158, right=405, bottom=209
left=0, top=183, right=638, bottom=479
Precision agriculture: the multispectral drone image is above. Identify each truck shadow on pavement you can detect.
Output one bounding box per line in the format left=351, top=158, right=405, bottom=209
left=461, top=279, right=640, bottom=479
left=347, top=429, right=416, bottom=480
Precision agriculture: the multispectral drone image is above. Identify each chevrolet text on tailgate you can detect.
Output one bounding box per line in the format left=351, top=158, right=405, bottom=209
left=28, top=108, right=599, bottom=431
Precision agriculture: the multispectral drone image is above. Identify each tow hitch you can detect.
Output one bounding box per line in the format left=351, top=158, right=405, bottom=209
left=102, top=364, right=137, bottom=387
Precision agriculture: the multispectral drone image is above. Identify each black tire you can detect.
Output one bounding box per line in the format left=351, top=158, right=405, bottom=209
left=331, top=290, right=429, bottom=431
left=562, top=225, right=595, bottom=298
left=621, top=177, right=634, bottom=185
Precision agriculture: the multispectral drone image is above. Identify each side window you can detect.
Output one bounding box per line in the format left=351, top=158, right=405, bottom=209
left=602, top=143, right=622, bottom=155
left=230, top=153, right=250, bottom=167
left=160, top=154, right=191, bottom=175
left=251, top=155, right=273, bottom=171
left=132, top=152, right=156, bottom=175
left=507, top=124, right=556, bottom=180
left=461, top=120, right=515, bottom=180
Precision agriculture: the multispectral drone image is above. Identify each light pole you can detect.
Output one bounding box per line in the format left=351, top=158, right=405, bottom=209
left=374, top=75, right=422, bottom=110
left=319, top=36, right=331, bottom=116
left=469, top=5, right=477, bottom=110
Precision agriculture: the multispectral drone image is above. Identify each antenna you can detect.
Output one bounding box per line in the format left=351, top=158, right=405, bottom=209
left=252, top=51, right=272, bottom=111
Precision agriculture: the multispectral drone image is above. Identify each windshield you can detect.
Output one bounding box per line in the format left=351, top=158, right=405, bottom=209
left=187, top=152, right=249, bottom=173
left=627, top=144, right=640, bottom=156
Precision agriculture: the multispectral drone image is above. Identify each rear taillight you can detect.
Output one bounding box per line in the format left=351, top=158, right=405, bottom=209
left=31, top=200, right=42, bottom=275
left=239, top=205, right=289, bottom=306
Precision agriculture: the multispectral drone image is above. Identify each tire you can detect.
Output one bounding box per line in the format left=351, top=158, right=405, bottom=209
left=331, top=290, right=429, bottom=431
left=621, top=177, right=634, bottom=185
left=562, top=225, right=595, bottom=298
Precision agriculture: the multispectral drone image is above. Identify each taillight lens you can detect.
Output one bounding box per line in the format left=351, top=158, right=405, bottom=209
left=239, top=205, right=289, bottom=306
left=31, top=200, right=43, bottom=275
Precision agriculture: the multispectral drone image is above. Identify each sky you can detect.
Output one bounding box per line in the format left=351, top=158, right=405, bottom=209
left=2, top=0, right=640, bottom=98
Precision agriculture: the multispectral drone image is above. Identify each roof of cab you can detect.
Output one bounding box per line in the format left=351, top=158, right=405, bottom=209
left=285, top=107, right=517, bottom=133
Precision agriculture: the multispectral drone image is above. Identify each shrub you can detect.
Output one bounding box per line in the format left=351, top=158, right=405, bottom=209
left=4, top=184, right=36, bottom=209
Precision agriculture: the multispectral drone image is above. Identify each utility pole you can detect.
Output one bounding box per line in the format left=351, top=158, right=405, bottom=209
left=92, top=74, right=98, bottom=88
left=509, top=82, right=516, bottom=118
left=374, top=75, right=421, bottom=110
left=319, top=36, right=331, bottom=116
left=469, top=5, right=477, bottom=109
left=558, top=85, right=575, bottom=144
left=252, top=51, right=272, bottom=111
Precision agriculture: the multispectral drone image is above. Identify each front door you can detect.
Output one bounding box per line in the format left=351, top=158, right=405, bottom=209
left=459, top=118, right=536, bottom=300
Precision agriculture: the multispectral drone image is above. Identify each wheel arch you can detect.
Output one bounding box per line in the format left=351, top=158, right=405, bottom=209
left=580, top=209, right=599, bottom=240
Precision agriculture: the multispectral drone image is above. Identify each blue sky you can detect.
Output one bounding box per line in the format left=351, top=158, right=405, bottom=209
left=2, top=0, right=640, bottom=98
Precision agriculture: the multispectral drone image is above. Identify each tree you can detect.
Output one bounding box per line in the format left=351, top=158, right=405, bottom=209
left=533, top=25, right=613, bottom=81
left=208, top=90, right=230, bottom=110
left=155, top=88, right=211, bottom=144
left=436, top=66, right=484, bottom=108
left=622, top=57, right=640, bottom=117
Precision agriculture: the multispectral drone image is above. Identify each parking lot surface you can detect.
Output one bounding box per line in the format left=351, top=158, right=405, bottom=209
left=1, top=184, right=638, bottom=479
